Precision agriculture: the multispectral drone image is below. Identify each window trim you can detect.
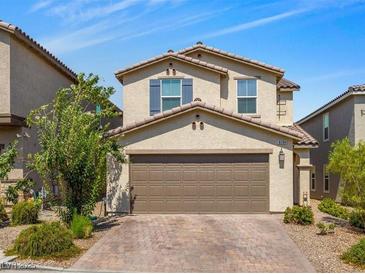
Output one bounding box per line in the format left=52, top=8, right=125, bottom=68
left=236, top=79, right=258, bottom=115
left=323, top=164, right=330, bottom=193
left=160, top=79, right=182, bottom=112
left=323, top=112, right=329, bottom=142
left=311, top=168, right=316, bottom=191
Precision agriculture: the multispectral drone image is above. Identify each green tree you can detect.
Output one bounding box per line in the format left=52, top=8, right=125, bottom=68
left=27, top=73, right=124, bottom=220
left=327, top=138, right=365, bottom=207
left=0, top=140, right=18, bottom=180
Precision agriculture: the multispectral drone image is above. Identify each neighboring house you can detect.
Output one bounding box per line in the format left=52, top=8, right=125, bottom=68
left=106, top=42, right=318, bottom=214
left=0, top=20, right=122, bottom=196
left=297, top=84, right=365, bottom=200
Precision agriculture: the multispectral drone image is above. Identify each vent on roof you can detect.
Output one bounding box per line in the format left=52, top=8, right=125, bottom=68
left=196, top=41, right=203, bottom=45
left=167, top=49, right=174, bottom=53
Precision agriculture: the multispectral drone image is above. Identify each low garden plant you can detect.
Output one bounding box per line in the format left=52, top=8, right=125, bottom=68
left=318, top=198, right=350, bottom=220
left=349, top=209, right=365, bottom=229
left=341, top=238, right=365, bottom=267
left=70, top=213, right=93, bottom=239
left=11, top=199, right=41, bottom=225
left=316, top=222, right=336, bottom=235
left=6, top=222, right=80, bottom=259
left=283, top=205, right=314, bottom=225
left=0, top=199, right=9, bottom=225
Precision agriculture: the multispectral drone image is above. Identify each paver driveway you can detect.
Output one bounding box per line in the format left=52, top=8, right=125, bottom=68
left=71, top=215, right=314, bottom=272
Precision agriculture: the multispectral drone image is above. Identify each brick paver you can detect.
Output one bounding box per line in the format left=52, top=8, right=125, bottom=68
left=71, top=215, right=315, bottom=272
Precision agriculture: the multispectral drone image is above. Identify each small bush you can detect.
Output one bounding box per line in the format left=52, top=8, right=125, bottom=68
left=350, top=209, right=365, bottom=229
left=342, top=238, right=365, bottom=266
left=5, top=185, right=19, bottom=204
left=11, top=199, right=40, bottom=225
left=70, top=214, right=93, bottom=239
left=317, top=222, right=336, bottom=235
left=318, top=198, right=350, bottom=220
left=284, top=206, right=314, bottom=225
left=0, top=200, right=9, bottom=224
left=6, top=222, right=79, bottom=259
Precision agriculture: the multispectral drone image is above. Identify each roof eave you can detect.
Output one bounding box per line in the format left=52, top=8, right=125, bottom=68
left=114, top=55, right=228, bottom=84
left=181, top=46, right=285, bottom=77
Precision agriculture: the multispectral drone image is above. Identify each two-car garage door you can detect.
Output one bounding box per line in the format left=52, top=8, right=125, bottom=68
left=130, top=154, right=269, bottom=213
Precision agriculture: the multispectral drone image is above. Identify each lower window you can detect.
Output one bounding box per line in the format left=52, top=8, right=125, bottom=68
left=311, top=169, right=316, bottom=191
left=323, top=165, right=330, bottom=193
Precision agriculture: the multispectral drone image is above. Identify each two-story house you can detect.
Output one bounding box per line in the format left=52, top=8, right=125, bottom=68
left=297, top=84, right=365, bottom=200
left=0, top=20, right=123, bottom=196
left=106, top=42, right=318, bottom=214
left=0, top=20, right=77, bottom=196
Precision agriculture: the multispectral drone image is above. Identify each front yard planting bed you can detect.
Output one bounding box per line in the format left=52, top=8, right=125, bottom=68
left=283, top=199, right=365, bottom=272
left=0, top=211, right=121, bottom=269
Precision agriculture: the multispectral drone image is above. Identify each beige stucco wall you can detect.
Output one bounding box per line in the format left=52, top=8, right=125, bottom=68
left=354, top=95, right=365, bottom=143
left=123, top=59, right=221, bottom=125
left=108, top=109, right=294, bottom=213
left=185, top=50, right=280, bottom=124
left=0, top=31, right=10, bottom=114
left=9, top=36, right=73, bottom=118
left=277, top=91, right=293, bottom=126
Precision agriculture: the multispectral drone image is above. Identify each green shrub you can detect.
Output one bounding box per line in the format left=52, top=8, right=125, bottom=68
left=350, top=209, right=365, bottom=229
left=6, top=222, right=79, bottom=259
left=284, top=206, right=314, bottom=225
left=0, top=200, right=9, bottom=224
left=342, top=238, right=365, bottom=266
left=5, top=185, right=19, bottom=204
left=70, top=214, right=93, bottom=239
left=318, top=198, right=350, bottom=220
left=317, top=222, right=336, bottom=235
left=11, top=199, right=40, bottom=225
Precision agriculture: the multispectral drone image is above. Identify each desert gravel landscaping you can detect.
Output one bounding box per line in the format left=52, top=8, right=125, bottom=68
left=283, top=199, right=365, bottom=272
left=0, top=211, right=121, bottom=269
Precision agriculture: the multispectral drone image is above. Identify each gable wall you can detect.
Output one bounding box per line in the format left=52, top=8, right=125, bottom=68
left=354, top=95, right=365, bottom=143
left=9, top=36, right=73, bottom=118
left=123, top=59, right=221, bottom=125
left=185, top=50, right=283, bottom=124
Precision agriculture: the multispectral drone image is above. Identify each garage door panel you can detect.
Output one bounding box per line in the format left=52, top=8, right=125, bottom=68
left=165, top=185, right=182, bottom=196
left=250, top=185, right=267, bottom=196
left=198, top=169, right=216, bottom=181
left=233, top=185, right=250, bottom=196
left=216, top=185, right=233, bottom=196
left=183, top=186, right=199, bottom=196
left=251, top=200, right=268, bottom=212
left=130, top=154, right=269, bottom=213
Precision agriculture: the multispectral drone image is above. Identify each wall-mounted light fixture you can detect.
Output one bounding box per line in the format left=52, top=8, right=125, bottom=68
left=279, top=148, right=285, bottom=168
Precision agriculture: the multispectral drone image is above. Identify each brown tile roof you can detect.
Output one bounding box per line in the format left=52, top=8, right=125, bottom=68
left=349, top=84, right=365, bottom=91
left=106, top=101, right=304, bottom=140
left=178, top=42, right=285, bottom=75
left=278, top=78, right=300, bottom=90
left=0, top=20, right=77, bottom=81
left=115, top=52, right=228, bottom=82
left=285, top=124, right=318, bottom=146
left=297, top=84, right=365, bottom=125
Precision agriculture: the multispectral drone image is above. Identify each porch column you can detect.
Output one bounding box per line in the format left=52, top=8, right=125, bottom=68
left=295, top=148, right=312, bottom=206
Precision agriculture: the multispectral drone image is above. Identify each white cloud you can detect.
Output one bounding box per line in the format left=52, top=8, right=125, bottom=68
left=29, top=0, right=54, bottom=12
left=202, top=8, right=308, bottom=39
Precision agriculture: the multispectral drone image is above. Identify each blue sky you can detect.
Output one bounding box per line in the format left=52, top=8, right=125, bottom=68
left=1, top=0, right=365, bottom=120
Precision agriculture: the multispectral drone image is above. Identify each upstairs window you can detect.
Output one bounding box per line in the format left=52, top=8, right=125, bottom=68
left=323, top=165, right=330, bottom=193
left=323, top=112, right=329, bottom=141
left=161, top=79, right=181, bottom=111
left=237, top=79, right=257, bottom=114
